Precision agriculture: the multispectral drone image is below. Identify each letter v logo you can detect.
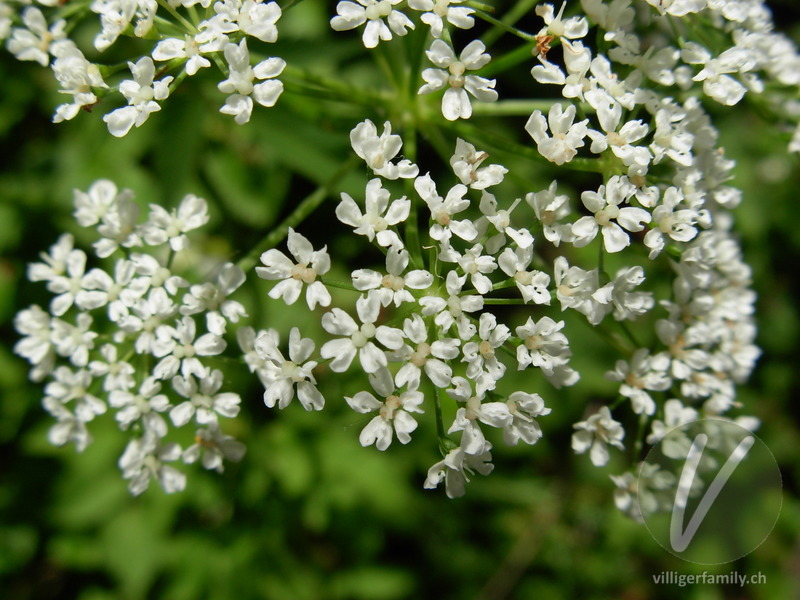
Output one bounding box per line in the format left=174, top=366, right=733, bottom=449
left=670, top=432, right=755, bottom=553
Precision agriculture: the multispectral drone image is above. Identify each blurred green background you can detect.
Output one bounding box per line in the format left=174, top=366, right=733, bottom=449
left=2, top=1, right=800, bottom=599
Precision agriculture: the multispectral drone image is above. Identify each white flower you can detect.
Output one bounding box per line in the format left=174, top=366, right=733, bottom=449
left=76, top=258, right=138, bottom=321
left=408, top=0, right=474, bottom=38
left=535, top=2, right=589, bottom=39
left=117, top=287, right=178, bottom=355
left=497, top=246, right=551, bottom=304
left=320, top=293, right=404, bottom=373
left=446, top=375, right=511, bottom=455
left=682, top=42, right=750, bottom=106
left=182, top=425, right=246, bottom=472
left=414, top=174, right=477, bottom=243
left=643, top=186, right=701, bottom=258
left=152, top=315, right=227, bottom=380
left=256, top=228, right=332, bottom=310
left=91, top=0, right=158, bottom=49
left=118, top=435, right=186, bottom=496
left=51, top=313, right=98, bottom=367
left=476, top=192, right=532, bottom=253
left=525, top=181, right=574, bottom=246
left=553, top=257, right=613, bottom=325
left=254, top=327, right=324, bottom=410
left=580, top=0, right=634, bottom=31
left=181, top=263, right=247, bottom=335
left=650, top=103, right=695, bottom=167
left=213, top=0, right=282, bottom=43
left=532, top=40, right=593, bottom=100
left=195, top=9, right=239, bottom=52
left=585, top=89, right=652, bottom=168
left=103, top=57, right=173, bottom=137
left=350, top=120, right=419, bottom=180
left=330, top=0, right=414, bottom=48
left=609, top=266, right=654, bottom=321
left=419, top=270, right=483, bottom=340
left=525, top=103, right=589, bottom=165
left=42, top=396, right=91, bottom=451
left=655, top=317, right=710, bottom=380
left=450, top=138, right=507, bottom=190
left=514, top=315, right=578, bottom=387
left=142, top=194, right=209, bottom=252
left=109, top=377, right=170, bottom=435
left=423, top=442, right=493, bottom=498
left=646, top=398, right=699, bottom=458
left=393, top=313, right=458, bottom=390
left=88, top=344, right=136, bottom=392
left=51, top=41, right=108, bottom=123
left=93, top=195, right=143, bottom=258
left=336, top=178, right=409, bottom=248
left=129, top=254, right=188, bottom=297
left=606, top=349, right=671, bottom=416
left=45, top=247, right=90, bottom=317
left=28, top=233, right=73, bottom=284
left=14, top=305, right=56, bottom=381
left=170, top=368, right=241, bottom=426
left=152, top=35, right=211, bottom=76
left=217, top=39, right=285, bottom=124
left=7, top=7, right=66, bottom=66
left=44, top=366, right=106, bottom=423
left=461, top=312, right=509, bottom=380
left=73, top=179, right=132, bottom=228
left=418, top=39, right=497, bottom=120
left=346, top=367, right=424, bottom=450
left=588, top=54, right=640, bottom=108
left=351, top=247, right=433, bottom=307
left=572, top=175, right=651, bottom=253
left=446, top=243, right=497, bottom=295
left=503, top=392, right=551, bottom=446
left=611, top=462, right=675, bottom=521
left=571, top=406, right=625, bottom=466
left=237, top=326, right=276, bottom=388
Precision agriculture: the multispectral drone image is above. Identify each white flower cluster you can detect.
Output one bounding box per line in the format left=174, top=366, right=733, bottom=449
left=3, top=0, right=285, bottom=133
left=14, top=180, right=247, bottom=495
left=250, top=0, right=772, bottom=498
left=8, top=0, right=794, bottom=510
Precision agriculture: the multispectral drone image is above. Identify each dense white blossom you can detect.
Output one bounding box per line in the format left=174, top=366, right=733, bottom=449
left=418, top=39, right=497, bottom=121
left=331, top=0, right=414, bottom=48
left=526, top=103, right=589, bottom=165
left=572, top=406, right=625, bottom=466
left=346, top=367, right=424, bottom=450
left=103, top=57, right=173, bottom=137
left=217, top=39, right=285, bottom=124
left=256, top=228, right=332, bottom=310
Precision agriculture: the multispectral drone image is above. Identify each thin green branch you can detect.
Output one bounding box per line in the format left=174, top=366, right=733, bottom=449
left=236, top=156, right=361, bottom=272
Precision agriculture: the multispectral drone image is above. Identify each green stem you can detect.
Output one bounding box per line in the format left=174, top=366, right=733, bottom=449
left=156, top=0, right=197, bottom=32
left=435, top=386, right=447, bottom=440
left=318, top=276, right=358, bottom=292
left=633, top=412, right=649, bottom=461
left=482, top=298, right=529, bottom=305
left=478, top=43, right=537, bottom=77
left=280, top=0, right=306, bottom=11
left=618, top=320, right=642, bottom=348
left=480, top=0, right=538, bottom=48
left=236, top=156, right=360, bottom=272
left=403, top=121, right=424, bottom=269
left=281, top=64, right=387, bottom=106
left=472, top=8, right=536, bottom=42
left=470, top=100, right=560, bottom=116
left=491, top=278, right=518, bottom=291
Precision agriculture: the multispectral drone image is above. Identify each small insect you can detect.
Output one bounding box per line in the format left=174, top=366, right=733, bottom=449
left=535, top=34, right=555, bottom=59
